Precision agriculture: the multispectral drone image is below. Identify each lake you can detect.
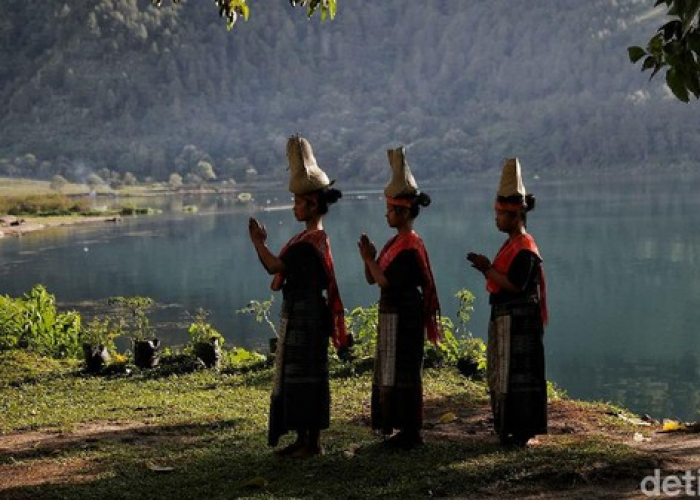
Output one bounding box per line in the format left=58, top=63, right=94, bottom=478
left=2, top=173, right=700, bottom=421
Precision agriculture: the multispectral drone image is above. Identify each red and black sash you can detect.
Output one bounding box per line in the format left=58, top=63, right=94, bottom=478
left=272, top=230, right=347, bottom=348
left=378, top=231, right=441, bottom=344
left=486, top=233, right=548, bottom=325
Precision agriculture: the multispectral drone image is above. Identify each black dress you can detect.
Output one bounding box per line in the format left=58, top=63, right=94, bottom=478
left=371, top=249, right=425, bottom=435
left=488, top=249, right=547, bottom=443
left=268, top=242, right=331, bottom=446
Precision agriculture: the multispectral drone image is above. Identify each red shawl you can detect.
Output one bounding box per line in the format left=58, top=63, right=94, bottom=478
left=378, top=231, right=441, bottom=344
left=271, top=230, right=347, bottom=349
left=486, top=233, right=548, bottom=326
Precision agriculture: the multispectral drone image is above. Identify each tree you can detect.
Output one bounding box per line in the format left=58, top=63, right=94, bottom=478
left=194, top=160, right=217, bottom=181
left=123, top=172, right=138, bottom=185
left=86, top=173, right=104, bottom=191
left=152, top=0, right=337, bottom=29
left=168, top=173, right=183, bottom=190
left=629, top=0, right=700, bottom=102
left=50, top=175, right=68, bottom=193
left=185, top=173, right=203, bottom=187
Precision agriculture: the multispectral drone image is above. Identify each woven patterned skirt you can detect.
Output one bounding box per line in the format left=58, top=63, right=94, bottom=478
left=268, top=296, right=330, bottom=446
left=371, top=294, right=425, bottom=435
left=487, top=303, right=547, bottom=440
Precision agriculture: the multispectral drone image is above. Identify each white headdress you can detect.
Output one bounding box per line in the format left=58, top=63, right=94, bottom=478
left=287, top=135, right=331, bottom=194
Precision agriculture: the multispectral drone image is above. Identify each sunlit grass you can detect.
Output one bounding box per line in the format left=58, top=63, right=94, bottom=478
left=0, top=177, right=97, bottom=197
left=0, top=351, right=656, bottom=499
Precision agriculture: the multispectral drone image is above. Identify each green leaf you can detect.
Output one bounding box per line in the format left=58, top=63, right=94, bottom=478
left=684, top=63, right=700, bottom=97
left=642, top=56, right=658, bottom=71
left=666, top=68, right=690, bottom=102
left=235, top=0, right=250, bottom=21
left=687, top=29, right=700, bottom=52
left=681, top=0, right=700, bottom=35
left=648, top=32, right=665, bottom=55
left=662, top=20, right=682, bottom=41
left=628, top=46, right=647, bottom=63
left=650, top=61, right=665, bottom=79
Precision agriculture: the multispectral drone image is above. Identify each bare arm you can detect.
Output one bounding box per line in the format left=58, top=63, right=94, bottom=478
left=358, top=234, right=390, bottom=288
left=466, top=252, right=519, bottom=293
left=363, top=259, right=375, bottom=284
left=248, top=217, right=285, bottom=275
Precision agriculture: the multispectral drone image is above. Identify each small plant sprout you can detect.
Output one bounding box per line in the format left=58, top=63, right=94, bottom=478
left=236, top=296, right=278, bottom=338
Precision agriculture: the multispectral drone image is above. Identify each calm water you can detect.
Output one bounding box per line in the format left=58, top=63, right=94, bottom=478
left=2, top=174, right=700, bottom=420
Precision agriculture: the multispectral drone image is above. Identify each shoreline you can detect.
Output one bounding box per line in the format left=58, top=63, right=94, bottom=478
left=0, top=215, right=122, bottom=238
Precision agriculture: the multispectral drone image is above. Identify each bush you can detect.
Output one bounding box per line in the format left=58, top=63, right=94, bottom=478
left=340, top=288, right=485, bottom=372
left=186, top=309, right=225, bottom=346
left=79, top=317, right=121, bottom=352
left=0, top=285, right=81, bottom=358
left=1, top=194, right=92, bottom=216
left=343, top=303, right=379, bottom=360
left=119, top=205, right=159, bottom=215
left=107, top=296, right=155, bottom=342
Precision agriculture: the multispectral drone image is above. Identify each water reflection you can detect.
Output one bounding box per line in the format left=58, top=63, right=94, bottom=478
left=2, top=176, right=700, bottom=420
left=555, top=354, right=700, bottom=420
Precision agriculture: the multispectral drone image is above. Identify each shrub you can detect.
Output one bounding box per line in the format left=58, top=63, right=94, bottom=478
left=0, top=285, right=81, bottom=358
left=341, top=288, right=484, bottom=371
left=236, top=296, right=277, bottom=338
left=79, top=317, right=121, bottom=352
left=343, top=303, right=379, bottom=360
left=426, top=289, right=485, bottom=369
left=2, top=194, right=92, bottom=216
left=187, top=309, right=225, bottom=346
left=107, top=296, right=155, bottom=342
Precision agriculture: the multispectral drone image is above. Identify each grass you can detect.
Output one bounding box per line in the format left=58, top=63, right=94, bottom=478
left=0, top=177, right=235, bottom=200
left=0, top=177, right=101, bottom=197
left=0, top=350, right=657, bottom=499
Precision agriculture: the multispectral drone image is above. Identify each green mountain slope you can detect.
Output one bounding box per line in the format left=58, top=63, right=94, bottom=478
left=0, top=0, right=695, bottom=184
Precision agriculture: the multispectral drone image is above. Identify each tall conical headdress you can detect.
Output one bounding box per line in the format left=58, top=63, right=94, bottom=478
left=287, top=135, right=331, bottom=195
left=497, top=157, right=526, bottom=198
left=384, top=146, right=418, bottom=198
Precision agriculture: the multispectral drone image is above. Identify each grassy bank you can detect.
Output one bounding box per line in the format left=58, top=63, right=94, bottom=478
left=0, top=178, right=91, bottom=197
left=0, top=177, right=174, bottom=198
left=0, top=350, right=658, bottom=500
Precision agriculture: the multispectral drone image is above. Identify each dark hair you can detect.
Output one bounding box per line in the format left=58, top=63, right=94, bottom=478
left=395, top=191, right=431, bottom=218
left=524, top=194, right=536, bottom=212
left=496, top=193, right=536, bottom=213
left=497, top=193, right=536, bottom=226
left=316, top=187, right=343, bottom=215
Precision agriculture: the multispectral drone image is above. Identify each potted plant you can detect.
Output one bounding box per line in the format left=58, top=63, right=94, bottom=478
left=456, top=335, right=487, bottom=379
left=108, top=296, right=160, bottom=369
left=79, top=317, right=121, bottom=373
left=187, top=309, right=224, bottom=369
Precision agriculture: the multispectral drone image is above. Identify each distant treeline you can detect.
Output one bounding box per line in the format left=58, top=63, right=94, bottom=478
left=1, top=0, right=698, bottom=185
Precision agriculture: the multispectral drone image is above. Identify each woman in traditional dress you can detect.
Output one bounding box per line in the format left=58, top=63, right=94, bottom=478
left=248, top=135, right=346, bottom=458
left=466, top=158, right=548, bottom=447
left=357, top=146, right=441, bottom=449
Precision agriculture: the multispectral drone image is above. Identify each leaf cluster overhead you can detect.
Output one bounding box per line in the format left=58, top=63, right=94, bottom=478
left=152, top=0, right=336, bottom=29
left=629, top=0, right=700, bottom=101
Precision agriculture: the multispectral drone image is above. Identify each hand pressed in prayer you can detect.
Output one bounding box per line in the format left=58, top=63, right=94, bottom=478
left=358, top=233, right=377, bottom=262
left=248, top=217, right=267, bottom=245
left=467, top=252, right=491, bottom=273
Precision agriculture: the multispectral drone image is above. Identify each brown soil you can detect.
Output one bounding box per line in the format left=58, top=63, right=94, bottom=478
left=1, top=401, right=698, bottom=498
left=422, top=399, right=700, bottom=499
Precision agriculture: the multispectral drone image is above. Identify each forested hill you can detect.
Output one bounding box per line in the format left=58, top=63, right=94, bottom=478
left=0, top=0, right=696, bottom=185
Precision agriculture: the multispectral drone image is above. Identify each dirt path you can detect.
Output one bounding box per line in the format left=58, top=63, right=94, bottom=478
left=422, top=399, right=700, bottom=499
left=1, top=401, right=699, bottom=498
